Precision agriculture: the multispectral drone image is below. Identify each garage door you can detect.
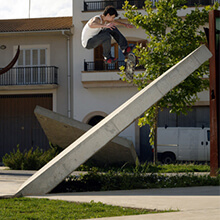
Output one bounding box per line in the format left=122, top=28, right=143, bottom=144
left=0, top=94, right=52, bottom=161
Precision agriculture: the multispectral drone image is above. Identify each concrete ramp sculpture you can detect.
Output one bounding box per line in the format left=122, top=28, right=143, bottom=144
left=34, top=106, right=138, bottom=164
left=15, top=45, right=212, bottom=196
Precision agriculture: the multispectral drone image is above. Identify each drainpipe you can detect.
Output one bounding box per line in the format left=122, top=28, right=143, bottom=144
left=62, top=30, right=71, bottom=118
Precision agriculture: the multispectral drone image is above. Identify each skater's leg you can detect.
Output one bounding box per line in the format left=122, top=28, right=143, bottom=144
left=86, top=30, right=112, bottom=58
left=106, top=27, right=135, bottom=55
left=106, top=27, right=128, bottom=51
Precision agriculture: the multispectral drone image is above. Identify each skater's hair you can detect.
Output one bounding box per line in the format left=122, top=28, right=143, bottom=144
left=103, top=5, right=118, bottom=17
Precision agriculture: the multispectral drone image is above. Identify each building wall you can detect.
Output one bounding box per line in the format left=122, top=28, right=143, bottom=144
left=0, top=30, right=72, bottom=159
left=72, top=0, right=148, bottom=144
left=0, top=32, right=72, bottom=116
left=73, top=0, right=216, bottom=161
left=72, top=0, right=212, bottom=159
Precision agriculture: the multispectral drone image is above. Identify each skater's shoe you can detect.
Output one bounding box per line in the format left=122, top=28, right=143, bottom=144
left=104, top=57, right=117, bottom=64
left=123, top=45, right=136, bottom=56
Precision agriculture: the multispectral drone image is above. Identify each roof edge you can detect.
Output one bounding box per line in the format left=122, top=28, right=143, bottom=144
left=0, top=28, right=73, bottom=35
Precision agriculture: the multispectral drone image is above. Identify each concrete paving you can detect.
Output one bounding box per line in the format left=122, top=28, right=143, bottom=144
left=32, top=187, right=220, bottom=220
left=0, top=168, right=34, bottom=196
left=0, top=168, right=219, bottom=220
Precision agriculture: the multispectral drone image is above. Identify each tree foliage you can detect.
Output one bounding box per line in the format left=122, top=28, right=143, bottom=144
left=120, top=0, right=219, bottom=162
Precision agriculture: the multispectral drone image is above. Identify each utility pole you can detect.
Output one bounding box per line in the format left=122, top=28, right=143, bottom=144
left=29, top=0, right=31, bottom=18
left=209, top=10, right=220, bottom=176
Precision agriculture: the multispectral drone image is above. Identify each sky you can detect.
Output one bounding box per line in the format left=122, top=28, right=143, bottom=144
left=0, top=0, right=72, bottom=19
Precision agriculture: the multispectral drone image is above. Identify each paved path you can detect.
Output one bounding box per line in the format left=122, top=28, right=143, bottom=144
left=30, top=187, right=220, bottom=220
left=0, top=169, right=34, bottom=196
left=0, top=168, right=220, bottom=220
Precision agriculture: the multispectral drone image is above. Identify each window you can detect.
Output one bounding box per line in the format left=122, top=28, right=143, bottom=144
left=158, top=106, right=210, bottom=128
left=18, top=48, right=47, bottom=67
left=207, top=130, right=210, bottom=141
left=17, top=48, right=47, bottom=84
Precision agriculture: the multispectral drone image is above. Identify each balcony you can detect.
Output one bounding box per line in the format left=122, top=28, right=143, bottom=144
left=84, top=60, right=144, bottom=71
left=83, top=0, right=144, bottom=11
left=84, top=60, right=125, bottom=71
left=0, top=66, right=58, bottom=90
left=82, top=60, right=143, bottom=88
left=83, top=0, right=219, bottom=11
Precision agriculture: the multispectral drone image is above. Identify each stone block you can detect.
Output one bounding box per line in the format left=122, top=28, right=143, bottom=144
left=34, top=106, right=138, bottom=165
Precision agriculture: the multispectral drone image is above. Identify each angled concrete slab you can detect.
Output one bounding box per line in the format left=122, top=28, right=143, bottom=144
left=15, top=45, right=212, bottom=196
left=34, top=106, right=138, bottom=165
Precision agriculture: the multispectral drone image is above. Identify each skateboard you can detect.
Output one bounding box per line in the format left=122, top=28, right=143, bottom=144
left=125, top=53, right=136, bottom=80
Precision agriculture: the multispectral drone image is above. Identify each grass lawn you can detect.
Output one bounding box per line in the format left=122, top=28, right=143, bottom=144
left=0, top=197, right=172, bottom=219
left=0, top=164, right=216, bottom=219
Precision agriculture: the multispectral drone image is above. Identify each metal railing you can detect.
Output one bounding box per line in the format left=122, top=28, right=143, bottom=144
left=83, top=0, right=145, bottom=11
left=0, top=66, right=58, bottom=86
left=84, top=60, right=143, bottom=71
left=187, top=0, right=219, bottom=5
left=83, top=0, right=219, bottom=11
left=84, top=60, right=123, bottom=71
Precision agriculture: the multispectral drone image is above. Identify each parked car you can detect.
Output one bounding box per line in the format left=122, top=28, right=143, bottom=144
left=156, top=127, right=210, bottom=163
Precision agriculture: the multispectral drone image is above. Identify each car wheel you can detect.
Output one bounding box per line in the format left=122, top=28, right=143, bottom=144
left=162, top=153, right=176, bottom=164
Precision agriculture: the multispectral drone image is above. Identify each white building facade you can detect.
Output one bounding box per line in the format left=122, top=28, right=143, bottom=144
left=72, top=0, right=148, bottom=157
left=71, top=0, right=219, bottom=161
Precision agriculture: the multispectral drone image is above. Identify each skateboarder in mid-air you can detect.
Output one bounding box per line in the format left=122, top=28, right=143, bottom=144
left=81, top=5, right=135, bottom=64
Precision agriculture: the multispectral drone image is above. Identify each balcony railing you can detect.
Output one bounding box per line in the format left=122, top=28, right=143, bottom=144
left=83, top=0, right=219, bottom=11
left=84, top=60, right=143, bottom=71
left=83, top=0, right=145, bottom=11
left=0, top=66, right=58, bottom=86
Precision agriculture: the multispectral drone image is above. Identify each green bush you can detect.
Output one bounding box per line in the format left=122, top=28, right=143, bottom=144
left=2, top=145, right=24, bottom=170
left=2, top=144, right=62, bottom=170
left=77, top=162, right=210, bottom=173
left=52, top=169, right=220, bottom=193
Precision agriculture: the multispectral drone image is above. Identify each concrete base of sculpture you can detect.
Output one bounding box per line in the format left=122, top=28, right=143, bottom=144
left=34, top=106, right=138, bottom=165
left=15, top=45, right=212, bottom=196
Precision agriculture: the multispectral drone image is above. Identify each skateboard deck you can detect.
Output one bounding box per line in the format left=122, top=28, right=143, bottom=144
left=125, top=53, right=136, bottom=80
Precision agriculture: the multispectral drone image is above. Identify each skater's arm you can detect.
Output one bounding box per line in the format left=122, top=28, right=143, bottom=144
left=88, top=17, right=104, bottom=28
left=88, top=17, right=115, bottom=30
left=113, top=20, right=134, bottom=28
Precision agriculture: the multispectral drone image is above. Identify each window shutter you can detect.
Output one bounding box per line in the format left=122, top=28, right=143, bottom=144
left=94, top=45, right=103, bottom=61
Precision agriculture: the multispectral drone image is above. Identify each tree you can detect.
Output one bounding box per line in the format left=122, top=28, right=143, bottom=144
left=120, top=0, right=219, bottom=163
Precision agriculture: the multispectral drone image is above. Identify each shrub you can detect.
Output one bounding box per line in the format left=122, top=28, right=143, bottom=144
left=21, top=147, right=44, bottom=170
left=52, top=170, right=220, bottom=193
left=77, top=162, right=210, bottom=173
left=2, top=145, right=24, bottom=170
left=2, top=144, right=62, bottom=170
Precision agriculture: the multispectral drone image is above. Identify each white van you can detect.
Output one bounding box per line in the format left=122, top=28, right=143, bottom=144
left=156, top=127, right=210, bottom=163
